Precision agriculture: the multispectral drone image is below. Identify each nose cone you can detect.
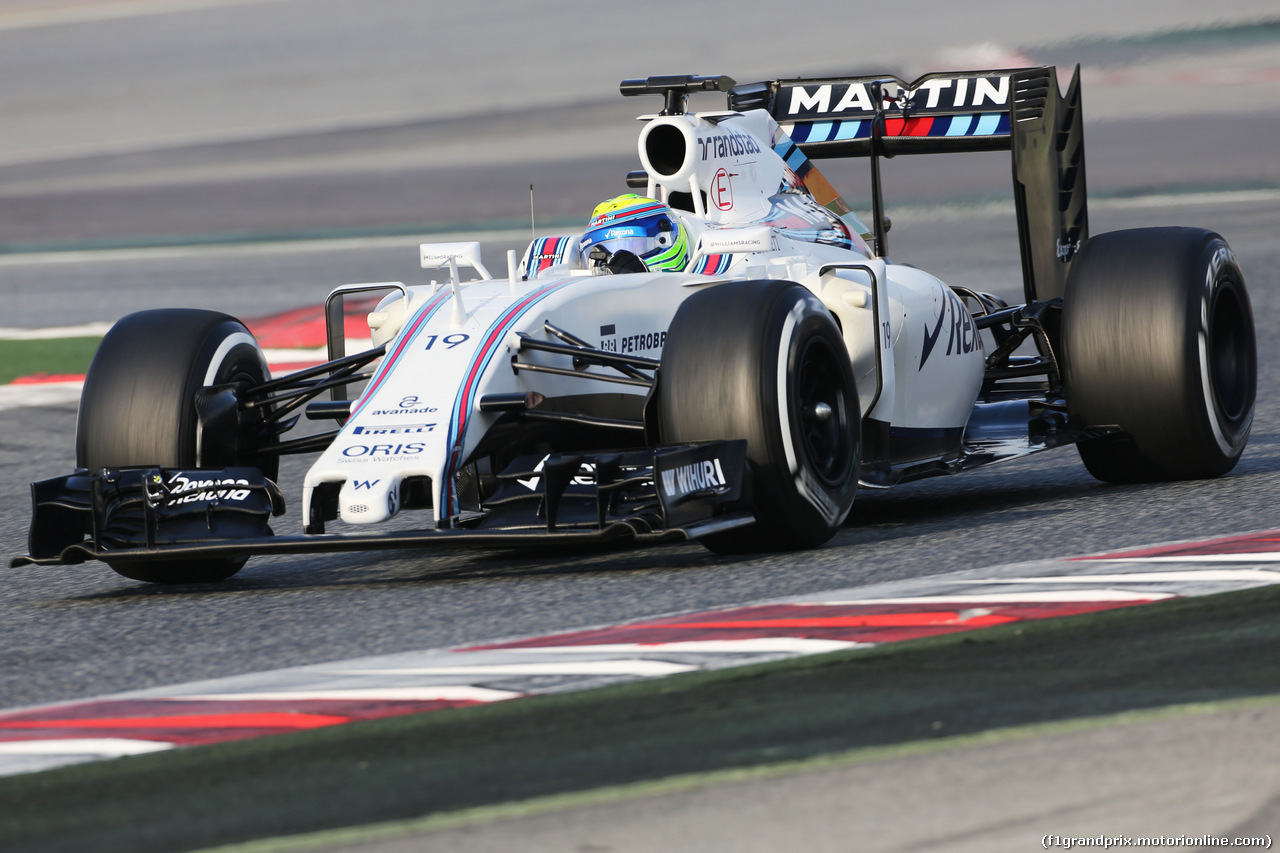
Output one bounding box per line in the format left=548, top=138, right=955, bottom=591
left=339, top=476, right=401, bottom=524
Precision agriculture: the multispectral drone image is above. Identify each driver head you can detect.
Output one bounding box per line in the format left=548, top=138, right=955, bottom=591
left=580, top=194, right=689, bottom=272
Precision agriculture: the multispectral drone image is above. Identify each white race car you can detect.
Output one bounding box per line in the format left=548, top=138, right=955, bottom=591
left=16, top=69, right=1256, bottom=583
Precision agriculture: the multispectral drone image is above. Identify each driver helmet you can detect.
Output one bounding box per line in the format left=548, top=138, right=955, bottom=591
left=579, top=194, right=689, bottom=272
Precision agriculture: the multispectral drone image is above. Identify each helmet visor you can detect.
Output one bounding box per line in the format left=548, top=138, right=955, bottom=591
left=580, top=214, right=677, bottom=265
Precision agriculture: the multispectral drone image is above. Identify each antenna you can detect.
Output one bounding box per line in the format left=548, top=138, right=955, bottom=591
left=529, top=184, right=536, bottom=243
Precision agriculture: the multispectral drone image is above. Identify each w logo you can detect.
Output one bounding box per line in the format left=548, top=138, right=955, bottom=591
left=353, top=479, right=380, bottom=491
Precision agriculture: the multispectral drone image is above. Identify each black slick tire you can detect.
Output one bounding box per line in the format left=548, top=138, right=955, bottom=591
left=657, top=280, right=859, bottom=552
left=1063, top=228, right=1255, bottom=482
left=76, top=308, right=274, bottom=583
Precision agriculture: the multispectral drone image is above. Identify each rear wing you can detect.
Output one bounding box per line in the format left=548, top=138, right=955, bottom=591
left=728, top=66, right=1087, bottom=304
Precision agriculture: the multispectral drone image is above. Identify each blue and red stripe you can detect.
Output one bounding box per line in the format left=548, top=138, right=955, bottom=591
left=692, top=254, right=731, bottom=276
left=538, top=237, right=564, bottom=272
left=587, top=202, right=666, bottom=229
left=527, top=236, right=570, bottom=275
left=786, top=113, right=1009, bottom=143
left=440, top=278, right=580, bottom=515
left=348, top=289, right=454, bottom=420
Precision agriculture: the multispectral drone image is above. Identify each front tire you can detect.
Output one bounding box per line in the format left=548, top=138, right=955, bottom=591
left=1063, top=228, right=1255, bottom=482
left=76, top=308, right=274, bottom=583
left=657, top=281, right=859, bottom=552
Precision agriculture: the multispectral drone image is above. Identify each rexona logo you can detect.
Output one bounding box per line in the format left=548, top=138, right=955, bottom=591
left=350, top=424, right=436, bottom=435
left=660, top=458, right=728, bottom=500
left=163, top=474, right=251, bottom=504
left=784, top=76, right=1010, bottom=118
left=603, top=226, right=642, bottom=239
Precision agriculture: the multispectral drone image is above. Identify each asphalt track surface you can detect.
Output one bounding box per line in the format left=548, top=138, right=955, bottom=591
left=1, top=1, right=1280, bottom=849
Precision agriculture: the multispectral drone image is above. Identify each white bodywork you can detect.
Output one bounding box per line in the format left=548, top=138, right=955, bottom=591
left=302, top=107, right=985, bottom=528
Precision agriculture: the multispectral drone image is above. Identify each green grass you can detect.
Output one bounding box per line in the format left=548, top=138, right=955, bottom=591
left=2, top=585, right=1279, bottom=853
left=0, top=337, right=99, bottom=384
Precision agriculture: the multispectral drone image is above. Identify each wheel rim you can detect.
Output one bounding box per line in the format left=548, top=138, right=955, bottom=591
left=202, top=339, right=276, bottom=475
left=793, top=335, right=855, bottom=486
left=1208, top=277, right=1254, bottom=424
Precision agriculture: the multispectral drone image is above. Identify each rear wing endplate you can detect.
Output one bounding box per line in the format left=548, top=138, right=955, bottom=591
left=729, top=66, right=1088, bottom=304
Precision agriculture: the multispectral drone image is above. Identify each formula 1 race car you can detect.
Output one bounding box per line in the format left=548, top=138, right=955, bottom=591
left=15, top=68, right=1256, bottom=583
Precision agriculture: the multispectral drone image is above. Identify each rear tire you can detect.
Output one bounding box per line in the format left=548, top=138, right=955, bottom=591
left=1063, top=228, right=1255, bottom=482
left=658, top=281, right=859, bottom=552
left=76, top=309, right=274, bottom=583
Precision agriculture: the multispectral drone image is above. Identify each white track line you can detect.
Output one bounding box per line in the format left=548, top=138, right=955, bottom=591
left=0, top=351, right=348, bottom=411
left=1093, top=555, right=1280, bottom=564
left=0, top=0, right=294, bottom=33
left=0, top=381, right=82, bottom=411
left=820, top=591, right=1176, bottom=604
left=0, top=322, right=113, bottom=340
left=0, top=738, right=173, bottom=756
left=169, top=686, right=521, bottom=703
left=0, top=229, right=534, bottom=268
left=334, top=660, right=698, bottom=677
left=492, top=639, right=870, bottom=655
left=956, top=570, right=1280, bottom=582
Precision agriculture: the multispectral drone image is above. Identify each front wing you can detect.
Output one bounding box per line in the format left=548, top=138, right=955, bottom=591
left=13, top=442, right=753, bottom=568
